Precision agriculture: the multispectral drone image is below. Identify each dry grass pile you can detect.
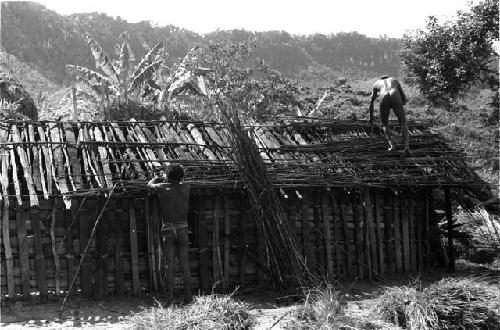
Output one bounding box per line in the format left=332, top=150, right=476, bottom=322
left=288, top=285, right=347, bottom=329
left=373, top=277, right=500, bottom=330
left=128, top=293, right=253, bottom=330
left=455, top=208, right=500, bottom=265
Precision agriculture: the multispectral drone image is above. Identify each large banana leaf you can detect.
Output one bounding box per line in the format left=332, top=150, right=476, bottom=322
left=129, top=59, right=162, bottom=91
left=132, top=41, right=164, bottom=80
left=67, top=65, right=117, bottom=97
left=86, top=34, right=120, bottom=84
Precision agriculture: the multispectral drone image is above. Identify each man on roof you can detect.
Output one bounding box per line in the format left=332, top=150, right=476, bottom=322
left=148, top=164, right=192, bottom=303
left=369, top=76, right=411, bottom=156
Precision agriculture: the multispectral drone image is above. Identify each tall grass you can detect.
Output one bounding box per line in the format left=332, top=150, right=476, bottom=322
left=127, top=293, right=253, bottom=330
left=372, top=277, right=500, bottom=330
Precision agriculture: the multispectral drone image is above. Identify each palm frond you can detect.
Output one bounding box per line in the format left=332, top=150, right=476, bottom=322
left=129, top=59, right=162, bottom=91
left=85, top=34, right=120, bottom=84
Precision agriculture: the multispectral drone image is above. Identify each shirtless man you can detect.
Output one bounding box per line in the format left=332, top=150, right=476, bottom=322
left=369, top=76, right=411, bottom=155
left=148, top=164, right=192, bottom=303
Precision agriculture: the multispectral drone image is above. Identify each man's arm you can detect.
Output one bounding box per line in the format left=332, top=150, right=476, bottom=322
left=368, top=85, right=378, bottom=123
left=147, top=176, right=168, bottom=189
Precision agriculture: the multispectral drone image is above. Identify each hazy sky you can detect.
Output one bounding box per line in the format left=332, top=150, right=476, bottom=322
left=35, top=0, right=475, bottom=38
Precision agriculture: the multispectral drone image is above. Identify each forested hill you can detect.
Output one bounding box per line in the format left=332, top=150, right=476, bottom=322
left=1, top=1, right=401, bottom=85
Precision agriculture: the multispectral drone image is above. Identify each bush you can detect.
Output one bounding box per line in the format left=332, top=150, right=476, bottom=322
left=373, top=277, right=500, bottom=330
left=128, top=293, right=253, bottom=330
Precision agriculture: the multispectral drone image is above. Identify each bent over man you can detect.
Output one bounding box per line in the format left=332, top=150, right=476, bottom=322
left=148, top=164, right=192, bottom=303
left=369, top=76, right=411, bottom=155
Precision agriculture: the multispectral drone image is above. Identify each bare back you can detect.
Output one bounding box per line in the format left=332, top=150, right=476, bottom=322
left=373, top=77, right=402, bottom=98
left=156, top=183, right=191, bottom=224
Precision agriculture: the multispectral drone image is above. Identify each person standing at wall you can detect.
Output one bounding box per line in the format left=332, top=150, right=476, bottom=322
left=148, top=164, right=192, bottom=303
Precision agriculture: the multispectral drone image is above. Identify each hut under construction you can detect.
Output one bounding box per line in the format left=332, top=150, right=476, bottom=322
left=0, top=119, right=483, bottom=298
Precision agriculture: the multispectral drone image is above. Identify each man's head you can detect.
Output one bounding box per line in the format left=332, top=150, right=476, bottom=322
left=167, top=164, right=185, bottom=183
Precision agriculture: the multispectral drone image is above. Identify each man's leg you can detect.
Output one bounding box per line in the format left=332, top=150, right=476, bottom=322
left=162, top=230, right=176, bottom=302
left=177, top=227, right=192, bottom=303
left=393, top=103, right=410, bottom=155
left=379, top=98, right=395, bottom=150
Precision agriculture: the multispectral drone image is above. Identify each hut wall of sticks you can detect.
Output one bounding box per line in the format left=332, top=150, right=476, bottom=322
left=0, top=119, right=483, bottom=298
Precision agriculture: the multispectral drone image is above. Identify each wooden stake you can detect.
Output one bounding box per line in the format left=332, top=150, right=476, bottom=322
left=197, top=198, right=209, bottom=291
left=223, top=195, right=231, bottom=290
left=16, top=204, right=31, bottom=297
left=1, top=204, right=15, bottom=296
left=321, top=193, right=333, bottom=280
left=129, top=199, right=141, bottom=296
left=51, top=200, right=61, bottom=296
left=444, top=187, right=455, bottom=271
left=393, top=191, right=403, bottom=273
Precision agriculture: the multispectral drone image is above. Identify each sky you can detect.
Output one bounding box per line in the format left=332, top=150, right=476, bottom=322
left=35, top=0, right=476, bottom=38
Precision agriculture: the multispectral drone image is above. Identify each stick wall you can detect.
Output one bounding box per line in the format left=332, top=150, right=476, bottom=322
left=0, top=187, right=432, bottom=297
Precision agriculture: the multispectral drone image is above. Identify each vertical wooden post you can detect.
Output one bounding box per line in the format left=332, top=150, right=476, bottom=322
left=95, top=199, right=104, bottom=299
left=383, top=189, right=395, bottom=274
left=197, top=198, right=209, bottom=291
left=213, top=195, right=222, bottom=286
left=374, top=191, right=385, bottom=275
left=114, top=200, right=125, bottom=295
left=223, top=195, right=231, bottom=290
left=321, top=193, right=333, bottom=280
left=2, top=204, right=15, bottom=297
left=331, top=189, right=341, bottom=278
left=301, top=192, right=313, bottom=269
left=350, top=191, right=364, bottom=279
left=144, top=199, right=154, bottom=290
left=444, top=187, right=455, bottom=271
left=336, top=190, right=351, bottom=278
left=393, top=191, right=403, bottom=273
left=363, top=188, right=376, bottom=279
left=424, top=188, right=432, bottom=270
left=79, top=200, right=91, bottom=296
left=239, top=195, right=247, bottom=289
left=408, top=195, right=417, bottom=272
left=313, top=191, right=324, bottom=274
left=16, top=203, right=31, bottom=297
left=65, top=202, right=77, bottom=295
left=129, top=199, right=141, bottom=296
left=401, top=192, right=411, bottom=272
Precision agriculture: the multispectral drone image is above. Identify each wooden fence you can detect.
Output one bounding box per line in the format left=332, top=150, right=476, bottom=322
left=0, top=186, right=434, bottom=298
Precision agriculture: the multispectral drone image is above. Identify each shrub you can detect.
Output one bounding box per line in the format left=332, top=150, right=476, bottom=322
left=373, top=277, right=500, bottom=330
left=128, top=293, right=253, bottom=330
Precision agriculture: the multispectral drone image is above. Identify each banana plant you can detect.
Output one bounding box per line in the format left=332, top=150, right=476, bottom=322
left=67, top=32, right=164, bottom=106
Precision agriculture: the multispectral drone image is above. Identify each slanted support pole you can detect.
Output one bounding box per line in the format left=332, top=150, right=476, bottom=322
left=444, top=187, right=455, bottom=271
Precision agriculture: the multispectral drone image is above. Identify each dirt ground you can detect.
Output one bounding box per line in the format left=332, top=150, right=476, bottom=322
left=0, top=282, right=407, bottom=329
left=1, top=265, right=497, bottom=329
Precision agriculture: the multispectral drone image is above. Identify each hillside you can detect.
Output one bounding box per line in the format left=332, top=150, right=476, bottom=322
left=0, top=1, right=401, bottom=85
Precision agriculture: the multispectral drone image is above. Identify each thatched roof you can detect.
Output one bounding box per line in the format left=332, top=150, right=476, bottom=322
left=0, top=119, right=484, bottom=206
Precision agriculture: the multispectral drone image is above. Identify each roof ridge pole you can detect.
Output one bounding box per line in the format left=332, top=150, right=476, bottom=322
left=444, top=186, right=455, bottom=271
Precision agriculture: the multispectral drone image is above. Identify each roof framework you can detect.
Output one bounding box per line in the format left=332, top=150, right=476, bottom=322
left=0, top=119, right=483, bottom=206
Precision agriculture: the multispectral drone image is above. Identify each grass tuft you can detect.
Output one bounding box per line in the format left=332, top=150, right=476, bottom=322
left=128, top=293, right=253, bottom=330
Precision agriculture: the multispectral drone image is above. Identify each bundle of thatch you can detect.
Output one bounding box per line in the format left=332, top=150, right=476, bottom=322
left=217, top=101, right=313, bottom=291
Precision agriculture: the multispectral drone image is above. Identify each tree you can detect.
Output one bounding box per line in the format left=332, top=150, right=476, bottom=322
left=401, top=0, right=499, bottom=106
